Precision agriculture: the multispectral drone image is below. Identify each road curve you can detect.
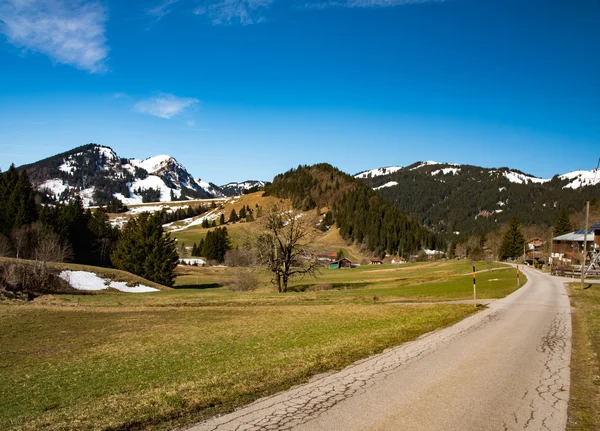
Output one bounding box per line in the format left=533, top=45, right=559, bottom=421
left=187, top=267, right=571, bottom=431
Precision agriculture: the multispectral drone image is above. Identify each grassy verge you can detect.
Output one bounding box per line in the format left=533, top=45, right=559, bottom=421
left=567, top=283, right=600, bottom=430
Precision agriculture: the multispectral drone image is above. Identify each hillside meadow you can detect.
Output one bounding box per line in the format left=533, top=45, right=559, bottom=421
left=0, top=260, right=522, bottom=431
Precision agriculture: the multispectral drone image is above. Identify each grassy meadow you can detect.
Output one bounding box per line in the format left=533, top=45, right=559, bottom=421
left=0, top=259, right=523, bottom=430
left=567, top=282, right=600, bottom=430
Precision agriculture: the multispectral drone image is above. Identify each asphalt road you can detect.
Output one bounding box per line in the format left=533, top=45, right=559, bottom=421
left=188, top=267, right=571, bottom=431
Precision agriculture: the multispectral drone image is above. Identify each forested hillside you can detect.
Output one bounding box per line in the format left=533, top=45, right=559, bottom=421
left=357, top=162, right=600, bottom=238
left=264, top=164, right=444, bottom=257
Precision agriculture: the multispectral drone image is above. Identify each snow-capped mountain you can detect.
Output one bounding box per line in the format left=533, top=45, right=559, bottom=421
left=20, top=144, right=223, bottom=206
left=355, top=161, right=600, bottom=190
left=219, top=180, right=266, bottom=197
left=355, top=161, right=600, bottom=238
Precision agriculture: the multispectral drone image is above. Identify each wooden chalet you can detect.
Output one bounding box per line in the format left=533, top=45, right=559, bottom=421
left=329, top=258, right=353, bottom=269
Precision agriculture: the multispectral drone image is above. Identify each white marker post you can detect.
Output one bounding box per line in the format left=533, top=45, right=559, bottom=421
left=472, top=264, right=477, bottom=307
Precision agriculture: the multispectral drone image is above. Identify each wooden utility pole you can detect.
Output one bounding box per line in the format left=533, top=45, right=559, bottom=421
left=472, top=264, right=477, bottom=307
left=581, top=201, right=590, bottom=289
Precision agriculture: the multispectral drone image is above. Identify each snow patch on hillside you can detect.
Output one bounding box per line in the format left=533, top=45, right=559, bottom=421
left=40, top=179, right=68, bottom=196
left=431, top=168, right=461, bottom=176
left=411, top=161, right=457, bottom=171
left=502, top=171, right=549, bottom=185
left=355, top=166, right=402, bottom=179
left=559, top=170, right=600, bottom=189
left=374, top=181, right=399, bottom=190
left=130, top=155, right=173, bottom=174
left=59, top=270, right=159, bottom=293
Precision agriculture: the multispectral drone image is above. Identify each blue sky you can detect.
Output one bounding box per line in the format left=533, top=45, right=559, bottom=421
left=0, top=0, right=599, bottom=184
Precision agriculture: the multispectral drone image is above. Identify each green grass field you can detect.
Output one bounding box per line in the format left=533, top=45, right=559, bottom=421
left=0, top=260, right=523, bottom=431
left=567, top=282, right=600, bottom=430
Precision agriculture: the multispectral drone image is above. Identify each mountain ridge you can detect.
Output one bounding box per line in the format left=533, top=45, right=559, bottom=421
left=354, top=161, right=600, bottom=238
left=17, top=144, right=263, bottom=206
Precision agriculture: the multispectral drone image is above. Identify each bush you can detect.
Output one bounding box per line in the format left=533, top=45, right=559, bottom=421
left=227, top=269, right=260, bottom=292
left=224, top=248, right=254, bottom=267
left=0, top=261, right=72, bottom=300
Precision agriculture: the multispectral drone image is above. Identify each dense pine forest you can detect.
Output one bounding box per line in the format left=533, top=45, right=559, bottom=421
left=265, top=164, right=444, bottom=257
left=358, top=163, right=600, bottom=239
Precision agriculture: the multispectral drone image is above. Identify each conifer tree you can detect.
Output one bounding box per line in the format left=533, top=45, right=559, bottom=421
left=229, top=209, right=238, bottom=223
left=111, top=212, right=179, bottom=286
left=500, top=217, right=526, bottom=260
left=201, top=227, right=230, bottom=263
left=554, top=208, right=572, bottom=236
left=219, top=213, right=225, bottom=225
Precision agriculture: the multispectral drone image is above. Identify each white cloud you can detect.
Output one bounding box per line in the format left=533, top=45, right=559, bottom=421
left=147, top=0, right=181, bottom=21
left=0, top=0, right=109, bottom=73
left=134, top=93, right=199, bottom=119
left=193, top=0, right=275, bottom=25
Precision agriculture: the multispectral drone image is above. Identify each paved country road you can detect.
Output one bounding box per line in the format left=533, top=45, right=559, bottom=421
left=188, top=267, right=571, bottom=431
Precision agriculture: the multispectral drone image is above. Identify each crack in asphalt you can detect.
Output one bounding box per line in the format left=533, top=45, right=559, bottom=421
left=503, top=310, right=570, bottom=430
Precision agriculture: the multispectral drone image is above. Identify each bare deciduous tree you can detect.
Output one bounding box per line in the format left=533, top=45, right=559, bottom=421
left=255, top=202, right=320, bottom=293
left=34, top=229, right=72, bottom=263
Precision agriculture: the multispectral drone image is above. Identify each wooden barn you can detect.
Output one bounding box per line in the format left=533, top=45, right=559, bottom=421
left=329, top=258, right=353, bottom=269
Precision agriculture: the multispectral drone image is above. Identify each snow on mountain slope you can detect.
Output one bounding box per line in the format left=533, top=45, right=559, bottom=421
left=357, top=160, right=599, bottom=191
left=354, top=166, right=403, bottom=179
left=219, top=180, right=266, bottom=196
left=559, top=170, right=600, bottom=189
left=21, top=144, right=222, bottom=206
left=374, top=181, right=399, bottom=190
left=129, top=155, right=173, bottom=173
left=498, top=170, right=549, bottom=185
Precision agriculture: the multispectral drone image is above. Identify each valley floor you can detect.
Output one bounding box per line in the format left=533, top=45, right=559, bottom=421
left=0, top=260, right=521, bottom=431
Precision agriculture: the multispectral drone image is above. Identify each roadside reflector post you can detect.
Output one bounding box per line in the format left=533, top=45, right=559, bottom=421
left=517, top=265, right=520, bottom=287
left=473, top=264, right=477, bottom=307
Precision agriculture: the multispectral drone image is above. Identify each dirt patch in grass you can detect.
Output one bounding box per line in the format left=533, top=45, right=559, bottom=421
left=567, top=283, right=600, bottom=430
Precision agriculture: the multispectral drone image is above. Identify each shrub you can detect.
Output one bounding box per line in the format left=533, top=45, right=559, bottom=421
left=227, top=269, right=260, bottom=292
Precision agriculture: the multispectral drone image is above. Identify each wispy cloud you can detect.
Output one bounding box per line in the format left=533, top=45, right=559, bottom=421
left=147, top=0, right=181, bottom=21
left=316, top=0, right=444, bottom=7
left=304, top=0, right=445, bottom=9
left=193, top=0, right=275, bottom=25
left=0, top=0, right=109, bottom=73
left=134, top=93, right=199, bottom=119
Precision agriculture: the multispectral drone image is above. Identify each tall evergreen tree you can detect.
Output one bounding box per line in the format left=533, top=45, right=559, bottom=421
left=202, top=227, right=230, bottom=263
left=229, top=209, right=238, bottom=223
left=500, top=217, right=526, bottom=260
left=219, top=213, right=225, bottom=225
left=111, top=212, right=179, bottom=286
left=554, top=208, right=572, bottom=236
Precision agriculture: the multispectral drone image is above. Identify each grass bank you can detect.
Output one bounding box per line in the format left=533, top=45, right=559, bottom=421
left=567, top=283, right=600, bottom=430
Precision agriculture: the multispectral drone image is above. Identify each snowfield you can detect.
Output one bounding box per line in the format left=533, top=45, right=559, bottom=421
left=431, top=168, right=461, bottom=176
left=59, top=270, right=159, bottom=293
left=374, top=181, right=399, bottom=190
left=501, top=171, right=549, bottom=185
left=355, top=166, right=403, bottom=179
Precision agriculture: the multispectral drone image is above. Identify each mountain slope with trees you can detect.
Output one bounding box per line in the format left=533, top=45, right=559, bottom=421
left=264, top=164, right=444, bottom=257
left=357, top=162, right=600, bottom=239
